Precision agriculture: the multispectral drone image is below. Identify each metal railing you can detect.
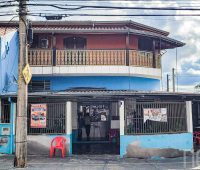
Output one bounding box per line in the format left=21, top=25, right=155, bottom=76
left=28, top=49, right=160, bottom=68
left=125, top=101, right=187, bottom=135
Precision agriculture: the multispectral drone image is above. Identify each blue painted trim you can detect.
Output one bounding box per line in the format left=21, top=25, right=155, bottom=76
left=67, top=134, right=72, bottom=155
left=120, top=135, right=124, bottom=158
left=32, top=76, right=161, bottom=91
left=10, top=102, right=15, bottom=154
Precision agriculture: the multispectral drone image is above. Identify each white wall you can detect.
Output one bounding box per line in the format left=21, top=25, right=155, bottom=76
left=31, top=66, right=161, bottom=79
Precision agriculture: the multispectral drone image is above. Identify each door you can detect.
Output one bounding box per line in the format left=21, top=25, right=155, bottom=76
left=0, top=101, right=15, bottom=154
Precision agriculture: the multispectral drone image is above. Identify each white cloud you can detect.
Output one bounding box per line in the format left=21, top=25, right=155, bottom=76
left=177, top=84, right=196, bottom=92
left=187, top=68, right=200, bottom=75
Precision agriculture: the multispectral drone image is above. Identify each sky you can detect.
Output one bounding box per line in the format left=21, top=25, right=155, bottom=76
left=1, top=0, right=200, bottom=92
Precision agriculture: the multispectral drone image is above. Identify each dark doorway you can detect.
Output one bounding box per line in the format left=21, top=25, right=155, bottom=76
left=72, top=101, right=120, bottom=155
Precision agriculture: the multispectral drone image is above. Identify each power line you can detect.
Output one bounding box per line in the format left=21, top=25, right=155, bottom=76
left=0, top=1, right=16, bottom=3
left=0, top=4, right=18, bottom=8
left=24, top=3, right=200, bottom=11
left=27, top=13, right=200, bottom=17
left=26, top=0, right=199, bottom=1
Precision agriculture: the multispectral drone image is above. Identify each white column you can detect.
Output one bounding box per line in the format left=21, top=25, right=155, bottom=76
left=186, top=101, right=193, bottom=133
left=119, top=100, right=125, bottom=135
left=66, top=101, right=72, bottom=135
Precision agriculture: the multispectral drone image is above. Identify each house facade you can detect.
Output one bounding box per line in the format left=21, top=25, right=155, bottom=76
left=0, top=20, right=194, bottom=159
left=28, top=20, right=184, bottom=92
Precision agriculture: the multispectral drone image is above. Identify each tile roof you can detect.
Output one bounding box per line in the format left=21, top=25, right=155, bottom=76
left=33, top=25, right=184, bottom=47
left=33, top=25, right=126, bottom=32
left=30, top=20, right=169, bottom=36
left=0, top=20, right=184, bottom=48
left=0, top=27, right=17, bottom=37
left=2, top=89, right=200, bottom=98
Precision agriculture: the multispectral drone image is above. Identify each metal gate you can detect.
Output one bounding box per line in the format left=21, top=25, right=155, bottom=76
left=125, top=100, right=187, bottom=135
left=192, top=102, right=200, bottom=129
left=0, top=101, right=15, bottom=154
left=27, top=103, right=66, bottom=134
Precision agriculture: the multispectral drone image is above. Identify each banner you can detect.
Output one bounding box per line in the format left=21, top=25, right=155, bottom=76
left=143, top=108, right=167, bottom=123
left=31, top=104, right=47, bottom=128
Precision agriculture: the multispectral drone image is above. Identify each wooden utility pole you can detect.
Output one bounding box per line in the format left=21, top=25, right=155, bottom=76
left=172, top=68, right=175, bottom=93
left=14, top=0, right=28, bottom=168
left=166, top=74, right=169, bottom=92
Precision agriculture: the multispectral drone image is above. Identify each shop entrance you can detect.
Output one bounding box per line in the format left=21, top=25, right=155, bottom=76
left=72, top=101, right=120, bottom=155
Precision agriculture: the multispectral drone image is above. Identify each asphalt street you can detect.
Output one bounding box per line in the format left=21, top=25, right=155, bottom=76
left=0, top=154, right=200, bottom=170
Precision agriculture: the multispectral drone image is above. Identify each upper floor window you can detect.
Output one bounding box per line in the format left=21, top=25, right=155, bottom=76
left=63, top=37, right=86, bottom=49
left=30, top=35, right=51, bottom=49
left=138, top=37, right=153, bottom=51
left=40, top=38, right=49, bottom=49
left=28, top=80, right=50, bottom=92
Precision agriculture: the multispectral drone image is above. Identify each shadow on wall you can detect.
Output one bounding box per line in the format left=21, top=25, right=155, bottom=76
left=125, top=141, right=191, bottom=159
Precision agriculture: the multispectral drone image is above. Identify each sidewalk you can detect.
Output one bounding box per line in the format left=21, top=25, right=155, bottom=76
left=0, top=154, right=199, bottom=170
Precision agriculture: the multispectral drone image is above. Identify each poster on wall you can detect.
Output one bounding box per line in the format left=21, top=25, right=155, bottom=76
left=1, top=127, right=10, bottom=135
left=90, top=104, right=109, bottom=122
left=31, top=104, right=47, bottom=128
left=143, top=108, right=167, bottom=123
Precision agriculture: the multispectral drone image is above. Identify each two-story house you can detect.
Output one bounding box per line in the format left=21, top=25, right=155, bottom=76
left=1, top=20, right=193, bottom=159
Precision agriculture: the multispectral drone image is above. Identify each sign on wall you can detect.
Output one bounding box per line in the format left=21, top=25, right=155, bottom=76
left=22, top=63, right=32, bottom=84
left=31, top=104, right=47, bottom=128
left=90, top=104, right=109, bottom=122
left=1, top=127, right=10, bottom=135
left=0, top=137, right=8, bottom=146
left=143, top=108, right=167, bottom=123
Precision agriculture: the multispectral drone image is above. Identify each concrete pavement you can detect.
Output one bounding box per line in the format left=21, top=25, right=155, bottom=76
left=0, top=154, right=200, bottom=170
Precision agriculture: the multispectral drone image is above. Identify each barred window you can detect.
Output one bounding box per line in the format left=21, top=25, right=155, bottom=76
left=28, top=80, right=50, bottom=92
left=0, top=102, right=10, bottom=123
left=125, top=101, right=187, bottom=135
left=27, top=103, right=66, bottom=134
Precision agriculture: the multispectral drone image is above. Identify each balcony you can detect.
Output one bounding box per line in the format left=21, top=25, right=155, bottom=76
left=28, top=49, right=161, bottom=68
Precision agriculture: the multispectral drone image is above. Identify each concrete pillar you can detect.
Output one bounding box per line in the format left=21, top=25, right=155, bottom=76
left=66, top=101, right=72, bottom=135
left=186, top=101, right=193, bottom=133
left=119, top=101, right=125, bottom=135
left=66, top=101, right=72, bottom=155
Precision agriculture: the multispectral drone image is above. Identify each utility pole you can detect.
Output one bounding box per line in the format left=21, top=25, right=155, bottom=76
left=166, top=74, right=169, bottom=92
left=14, top=0, right=28, bottom=168
left=172, top=68, right=175, bottom=93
